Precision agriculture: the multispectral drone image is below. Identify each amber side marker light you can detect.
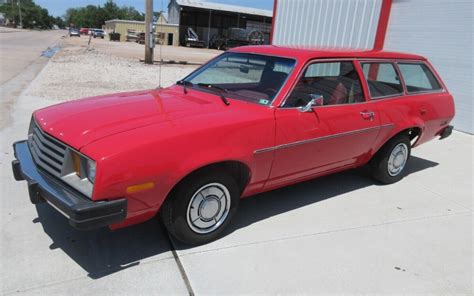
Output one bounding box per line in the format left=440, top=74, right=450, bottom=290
left=72, top=152, right=82, bottom=177
left=126, top=182, right=155, bottom=194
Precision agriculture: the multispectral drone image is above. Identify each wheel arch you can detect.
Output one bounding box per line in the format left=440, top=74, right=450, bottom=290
left=164, top=160, right=252, bottom=206
left=372, top=126, right=422, bottom=159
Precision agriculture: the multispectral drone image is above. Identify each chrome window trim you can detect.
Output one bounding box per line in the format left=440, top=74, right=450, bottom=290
left=366, top=92, right=404, bottom=100
left=278, top=99, right=371, bottom=111
left=254, top=123, right=395, bottom=154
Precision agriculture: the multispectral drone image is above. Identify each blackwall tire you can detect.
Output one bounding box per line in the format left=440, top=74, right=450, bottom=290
left=161, top=171, right=240, bottom=245
left=370, top=134, right=411, bottom=184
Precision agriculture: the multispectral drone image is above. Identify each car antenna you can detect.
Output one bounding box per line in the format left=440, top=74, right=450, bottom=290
left=158, top=0, right=164, bottom=89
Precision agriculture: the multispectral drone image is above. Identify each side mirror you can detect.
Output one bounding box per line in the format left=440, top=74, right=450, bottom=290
left=298, top=94, right=323, bottom=112
left=311, top=94, right=324, bottom=106
left=298, top=99, right=315, bottom=113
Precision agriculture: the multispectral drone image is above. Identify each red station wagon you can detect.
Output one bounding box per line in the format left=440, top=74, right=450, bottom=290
left=12, top=46, right=455, bottom=245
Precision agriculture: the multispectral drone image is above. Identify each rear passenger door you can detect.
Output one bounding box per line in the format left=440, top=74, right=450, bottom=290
left=265, top=60, right=381, bottom=189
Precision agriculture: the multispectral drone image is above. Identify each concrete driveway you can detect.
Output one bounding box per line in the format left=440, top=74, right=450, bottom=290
left=172, top=132, right=472, bottom=294
left=0, top=31, right=472, bottom=295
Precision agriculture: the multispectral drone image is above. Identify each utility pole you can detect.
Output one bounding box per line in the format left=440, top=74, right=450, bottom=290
left=144, top=0, right=154, bottom=64
left=17, top=0, right=23, bottom=28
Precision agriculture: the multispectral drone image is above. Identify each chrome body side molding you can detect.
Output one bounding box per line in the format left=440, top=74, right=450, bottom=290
left=254, top=124, right=395, bottom=154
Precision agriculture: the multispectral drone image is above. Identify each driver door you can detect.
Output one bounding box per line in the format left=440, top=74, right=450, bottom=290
left=264, top=60, right=381, bottom=189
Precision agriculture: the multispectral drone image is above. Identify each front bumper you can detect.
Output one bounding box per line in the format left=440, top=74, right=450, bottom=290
left=12, top=140, right=127, bottom=230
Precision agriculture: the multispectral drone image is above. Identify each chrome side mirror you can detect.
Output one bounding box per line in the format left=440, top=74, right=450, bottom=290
left=298, top=99, right=315, bottom=113
left=311, top=94, right=324, bottom=107
left=298, top=94, right=323, bottom=113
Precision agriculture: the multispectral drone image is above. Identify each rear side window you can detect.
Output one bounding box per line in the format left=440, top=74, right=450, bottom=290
left=398, top=63, right=442, bottom=93
left=361, top=62, right=403, bottom=98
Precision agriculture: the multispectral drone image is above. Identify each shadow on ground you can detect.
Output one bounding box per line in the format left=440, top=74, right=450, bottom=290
left=34, top=206, right=172, bottom=279
left=35, top=156, right=438, bottom=278
left=220, top=156, right=438, bottom=239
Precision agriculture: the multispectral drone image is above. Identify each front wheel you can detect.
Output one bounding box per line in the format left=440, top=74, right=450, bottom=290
left=370, top=134, right=411, bottom=184
left=161, top=171, right=240, bottom=245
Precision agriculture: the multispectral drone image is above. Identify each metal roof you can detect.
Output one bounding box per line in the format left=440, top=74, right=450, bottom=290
left=104, top=19, right=179, bottom=27
left=175, top=0, right=273, bottom=17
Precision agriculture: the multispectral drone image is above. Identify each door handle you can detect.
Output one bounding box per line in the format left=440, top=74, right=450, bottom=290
left=360, top=111, right=375, bottom=121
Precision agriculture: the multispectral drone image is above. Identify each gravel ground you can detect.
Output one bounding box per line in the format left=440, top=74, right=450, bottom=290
left=27, top=47, right=198, bottom=101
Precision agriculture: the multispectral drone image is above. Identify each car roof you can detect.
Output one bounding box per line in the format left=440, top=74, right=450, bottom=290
left=231, top=45, right=426, bottom=61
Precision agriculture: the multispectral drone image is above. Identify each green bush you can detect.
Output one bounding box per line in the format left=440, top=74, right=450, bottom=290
left=109, top=32, right=121, bottom=41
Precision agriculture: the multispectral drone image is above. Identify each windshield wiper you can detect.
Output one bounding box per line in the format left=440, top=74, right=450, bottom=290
left=197, top=83, right=230, bottom=106
left=176, top=80, right=193, bottom=94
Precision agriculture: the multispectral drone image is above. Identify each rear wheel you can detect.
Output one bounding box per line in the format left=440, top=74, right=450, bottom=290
left=370, top=134, right=411, bottom=184
left=161, top=171, right=240, bottom=245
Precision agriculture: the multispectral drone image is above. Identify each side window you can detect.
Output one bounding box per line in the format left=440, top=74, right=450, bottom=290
left=398, top=62, right=442, bottom=93
left=361, top=62, right=403, bottom=98
left=284, top=61, right=365, bottom=108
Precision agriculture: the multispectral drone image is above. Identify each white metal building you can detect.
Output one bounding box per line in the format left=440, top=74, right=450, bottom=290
left=271, top=0, right=473, bottom=133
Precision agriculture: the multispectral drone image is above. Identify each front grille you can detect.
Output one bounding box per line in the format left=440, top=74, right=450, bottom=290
left=28, top=121, right=67, bottom=177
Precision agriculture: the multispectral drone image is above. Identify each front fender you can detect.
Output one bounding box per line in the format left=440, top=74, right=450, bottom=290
left=80, top=114, right=275, bottom=222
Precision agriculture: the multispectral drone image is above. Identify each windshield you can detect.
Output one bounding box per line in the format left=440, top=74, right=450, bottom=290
left=183, top=52, right=296, bottom=106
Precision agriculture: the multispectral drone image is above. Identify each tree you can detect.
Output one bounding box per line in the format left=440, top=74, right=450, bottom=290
left=64, top=1, right=144, bottom=29
left=54, top=16, right=65, bottom=28
left=0, top=0, right=57, bottom=29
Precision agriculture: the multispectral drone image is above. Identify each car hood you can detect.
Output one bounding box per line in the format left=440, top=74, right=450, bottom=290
left=34, top=86, right=228, bottom=150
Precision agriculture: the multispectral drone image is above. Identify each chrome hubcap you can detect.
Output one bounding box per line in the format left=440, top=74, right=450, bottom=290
left=388, top=143, right=408, bottom=176
left=187, top=183, right=231, bottom=234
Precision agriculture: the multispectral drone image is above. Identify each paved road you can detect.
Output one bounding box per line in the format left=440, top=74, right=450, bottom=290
left=0, top=28, right=64, bottom=85
left=0, top=29, right=65, bottom=130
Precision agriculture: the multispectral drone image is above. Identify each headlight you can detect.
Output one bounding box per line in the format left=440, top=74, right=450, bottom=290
left=86, top=159, right=96, bottom=183
left=61, top=150, right=96, bottom=198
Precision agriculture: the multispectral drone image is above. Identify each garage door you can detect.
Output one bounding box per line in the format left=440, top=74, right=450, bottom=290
left=384, top=0, right=473, bottom=134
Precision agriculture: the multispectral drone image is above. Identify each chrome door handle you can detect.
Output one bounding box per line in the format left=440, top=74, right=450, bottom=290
left=360, top=111, right=375, bottom=121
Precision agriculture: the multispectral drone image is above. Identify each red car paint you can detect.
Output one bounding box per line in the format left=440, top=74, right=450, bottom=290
left=32, top=46, right=455, bottom=229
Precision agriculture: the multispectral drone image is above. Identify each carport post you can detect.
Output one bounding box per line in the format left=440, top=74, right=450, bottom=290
left=207, top=10, right=212, bottom=48
left=144, top=0, right=154, bottom=64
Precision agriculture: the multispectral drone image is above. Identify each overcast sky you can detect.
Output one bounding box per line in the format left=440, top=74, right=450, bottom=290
left=34, top=0, right=274, bottom=17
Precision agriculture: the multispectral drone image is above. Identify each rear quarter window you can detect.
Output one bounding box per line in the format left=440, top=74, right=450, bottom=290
left=398, top=62, right=442, bottom=93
